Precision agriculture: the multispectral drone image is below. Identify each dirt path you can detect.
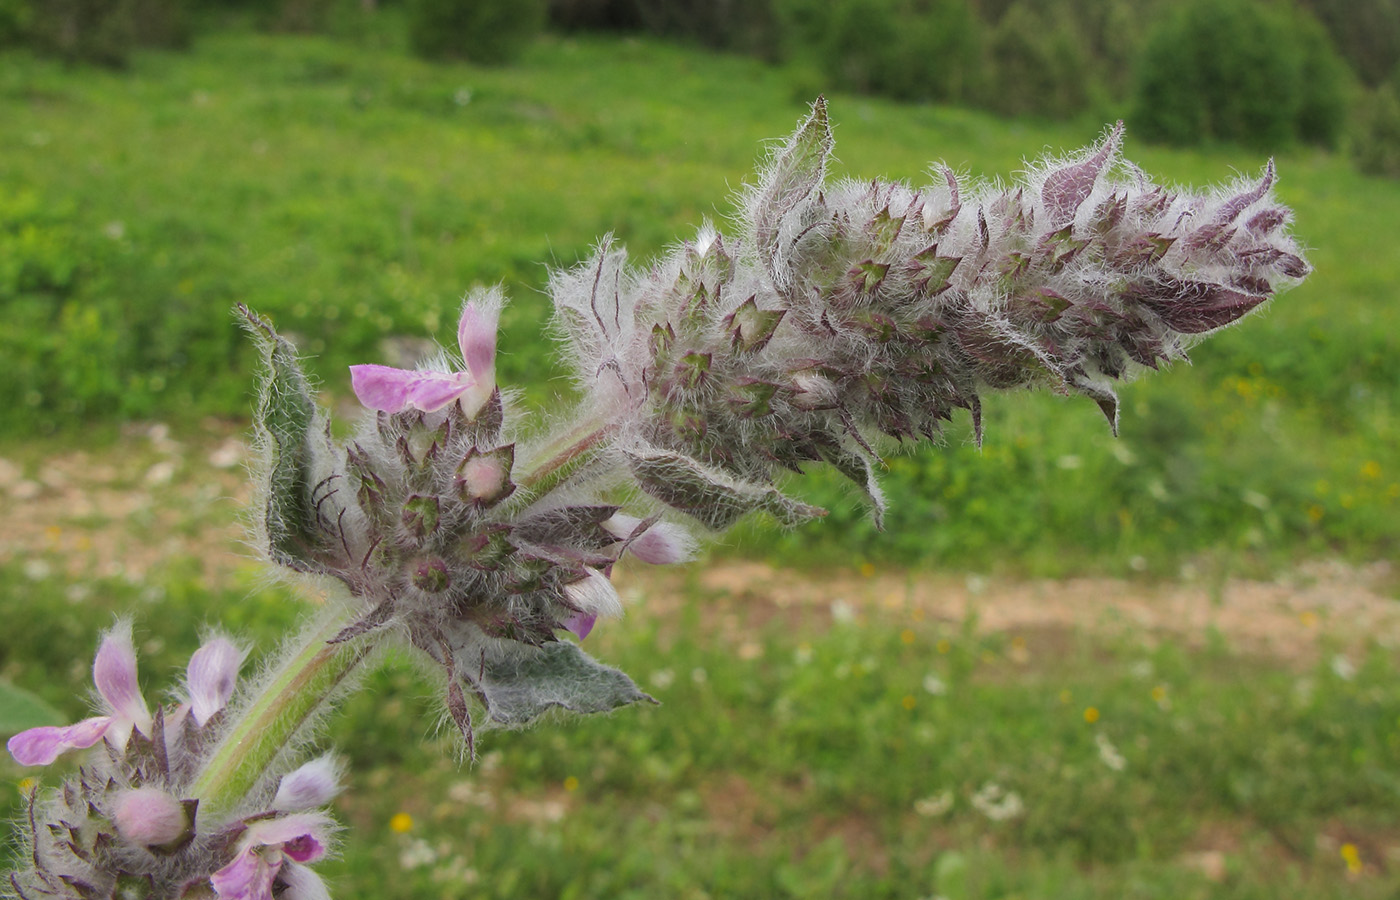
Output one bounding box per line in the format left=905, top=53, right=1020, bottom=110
left=2, top=428, right=1396, bottom=663
left=618, top=557, right=1399, bottom=664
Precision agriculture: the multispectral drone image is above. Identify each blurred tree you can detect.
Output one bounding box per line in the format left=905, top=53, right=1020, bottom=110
left=408, top=0, right=547, bottom=63
left=1133, top=0, right=1348, bottom=148
left=776, top=0, right=985, bottom=104
left=28, top=0, right=189, bottom=65
left=982, top=0, right=1094, bottom=119
left=1354, top=73, right=1400, bottom=177
left=1300, top=0, right=1400, bottom=87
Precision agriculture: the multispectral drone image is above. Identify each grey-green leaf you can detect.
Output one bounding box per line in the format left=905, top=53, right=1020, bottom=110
left=239, top=305, right=335, bottom=571
left=479, top=642, right=655, bottom=727
left=626, top=446, right=825, bottom=531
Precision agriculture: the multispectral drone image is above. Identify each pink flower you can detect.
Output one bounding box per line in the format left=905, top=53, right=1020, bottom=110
left=211, top=812, right=333, bottom=900
left=349, top=293, right=500, bottom=417
left=603, top=514, right=696, bottom=565
left=8, top=623, right=152, bottom=766
left=184, top=635, right=247, bottom=727
left=561, top=569, right=623, bottom=640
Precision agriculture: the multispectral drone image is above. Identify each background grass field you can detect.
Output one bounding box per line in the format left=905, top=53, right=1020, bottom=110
left=1, top=23, right=1398, bottom=900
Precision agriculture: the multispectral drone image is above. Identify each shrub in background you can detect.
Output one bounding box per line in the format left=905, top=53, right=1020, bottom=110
left=27, top=0, right=190, bottom=65
left=1354, top=76, right=1400, bottom=178
left=1301, top=0, right=1400, bottom=88
left=408, top=0, right=546, bottom=63
left=981, top=0, right=1094, bottom=120
left=775, top=0, right=985, bottom=104
left=0, top=0, right=31, bottom=46
left=1133, top=0, right=1347, bottom=149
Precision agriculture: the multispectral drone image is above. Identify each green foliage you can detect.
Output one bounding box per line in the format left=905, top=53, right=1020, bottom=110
left=7, top=519, right=1398, bottom=898
left=775, top=0, right=985, bottom=104
left=0, top=0, right=31, bottom=46
left=0, top=681, right=64, bottom=734
left=28, top=0, right=190, bottom=66
left=1353, top=78, right=1400, bottom=178
left=252, top=578, right=1400, bottom=897
left=1301, top=0, right=1400, bottom=88
left=407, top=0, right=546, bottom=63
left=981, top=0, right=1094, bottom=120
left=631, top=0, right=781, bottom=59
left=1132, top=0, right=1349, bottom=149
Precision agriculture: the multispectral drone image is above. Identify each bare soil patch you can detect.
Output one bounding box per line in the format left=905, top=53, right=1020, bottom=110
left=3, top=430, right=1396, bottom=664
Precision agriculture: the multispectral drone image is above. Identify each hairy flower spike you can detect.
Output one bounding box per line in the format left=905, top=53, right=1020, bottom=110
left=550, top=102, right=1307, bottom=529
left=8, top=636, right=340, bottom=899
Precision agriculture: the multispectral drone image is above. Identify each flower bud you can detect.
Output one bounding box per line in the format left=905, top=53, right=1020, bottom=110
left=456, top=444, right=515, bottom=507
left=401, top=494, right=441, bottom=541
left=113, top=787, right=192, bottom=850
left=411, top=558, right=451, bottom=593
left=790, top=371, right=838, bottom=411
left=274, top=756, right=342, bottom=812
left=603, top=515, right=696, bottom=566
left=562, top=569, right=623, bottom=622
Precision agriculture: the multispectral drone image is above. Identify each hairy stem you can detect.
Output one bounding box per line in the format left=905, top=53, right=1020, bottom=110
left=190, top=608, right=371, bottom=813
left=511, top=416, right=615, bottom=501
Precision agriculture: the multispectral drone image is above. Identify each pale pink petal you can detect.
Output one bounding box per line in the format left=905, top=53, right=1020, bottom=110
left=349, top=365, right=417, bottom=413
left=627, top=523, right=696, bottom=565
left=563, top=612, right=597, bottom=640
left=211, top=847, right=277, bottom=900
left=245, top=812, right=333, bottom=863
left=278, top=863, right=332, bottom=900
left=604, top=515, right=696, bottom=566
left=563, top=569, right=622, bottom=620
left=350, top=365, right=476, bottom=414
left=457, top=300, right=499, bottom=383
left=93, top=623, right=150, bottom=733
left=401, top=371, right=475, bottom=413
left=7, top=717, right=112, bottom=766
left=187, top=637, right=246, bottom=726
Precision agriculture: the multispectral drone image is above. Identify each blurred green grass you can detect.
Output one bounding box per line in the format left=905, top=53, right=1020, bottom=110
left=2, top=553, right=1396, bottom=899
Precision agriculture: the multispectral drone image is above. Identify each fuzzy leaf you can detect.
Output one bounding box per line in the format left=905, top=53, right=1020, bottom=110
left=753, top=97, right=833, bottom=284
left=478, top=642, right=655, bottom=727
left=1126, top=278, right=1267, bottom=334
left=815, top=439, right=886, bottom=530
left=1042, top=122, right=1122, bottom=228
left=239, top=305, right=335, bottom=571
left=724, top=295, right=786, bottom=353
left=908, top=246, right=960, bottom=295
left=626, top=447, right=825, bottom=531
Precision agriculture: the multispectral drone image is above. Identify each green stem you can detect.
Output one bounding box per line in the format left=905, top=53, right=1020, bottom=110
left=190, top=609, right=371, bottom=813
left=512, top=417, right=614, bottom=500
